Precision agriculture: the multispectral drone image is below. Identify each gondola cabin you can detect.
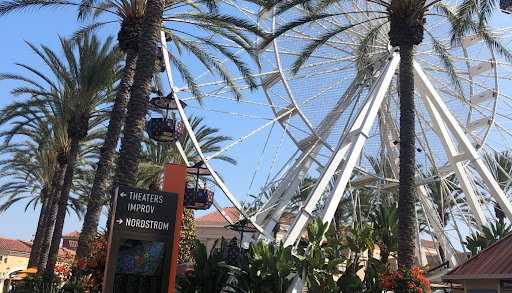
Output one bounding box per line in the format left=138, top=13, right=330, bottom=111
left=146, top=94, right=187, bottom=143
left=184, top=163, right=215, bottom=210
left=184, top=187, right=213, bottom=209
left=147, top=118, right=183, bottom=143
left=221, top=222, right=257, bottom=265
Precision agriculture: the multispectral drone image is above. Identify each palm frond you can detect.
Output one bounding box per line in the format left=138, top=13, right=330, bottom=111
left=0, top=0, right=78, bottom=16
left=70, top=21, right=115, bottom=43
left=427, top=30, right=465, bottom=101
left=292, top=23, right=357, bottom=74
left=355, top=22, right=387, bottom=70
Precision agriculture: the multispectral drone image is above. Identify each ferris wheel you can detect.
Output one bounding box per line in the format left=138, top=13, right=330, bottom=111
left=157, top=0, right=512, bottom=272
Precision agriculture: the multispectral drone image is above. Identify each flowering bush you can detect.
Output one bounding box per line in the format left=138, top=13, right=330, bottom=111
left=54, top=255, right=73, bottom=283
left=73, top=235, right=107, bottom=291
left=378, top=266, right=431, bottom=293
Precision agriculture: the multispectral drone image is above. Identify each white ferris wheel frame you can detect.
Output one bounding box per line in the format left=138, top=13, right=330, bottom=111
left=156, top=6, right=512, bottom=284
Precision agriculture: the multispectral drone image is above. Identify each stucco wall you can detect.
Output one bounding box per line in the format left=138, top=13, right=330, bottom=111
left=196, top=225, right=241, bottom=253
left=0, top=253, right=29, bottom=293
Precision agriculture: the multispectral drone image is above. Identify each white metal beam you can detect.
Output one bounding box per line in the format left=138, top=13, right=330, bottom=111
left=415, top=58, right=512, bottom=221
left=283, top=53, right=400, bottom=247
left=416, top=185, right=459, bottom=266
left=254, top=73, right=367, bottom=239
left=414, top=62, right=488, bottom=229
left=414, top=61, right=512, bottom=227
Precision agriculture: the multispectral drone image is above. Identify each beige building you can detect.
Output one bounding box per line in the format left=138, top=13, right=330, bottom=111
left=0, top=233, right=77, bottom=293
left=195, top=207, right=248, bottom=252
left=195, top=207, right=297, bottom=253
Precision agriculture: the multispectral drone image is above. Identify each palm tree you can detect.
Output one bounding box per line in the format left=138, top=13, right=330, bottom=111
left=483, top=151, right=512, bottom=224
left=42, top=35, right=121, bottom=277
left=137, top=114, right=236, bottom=263
left=0, top=128, right=58, bottom=269
left=0, top=34, right=122, bottom=276
left=0, top=131, right=94, bottom=267
left=0, top=93, right=72, bottom=271
left=464, top=221, right=512, bottom=256
left=369, top=203, right=398, bottom=264
left=265, top=0, right=510, bottom=269
left=78, top=0, right=263, bottom=258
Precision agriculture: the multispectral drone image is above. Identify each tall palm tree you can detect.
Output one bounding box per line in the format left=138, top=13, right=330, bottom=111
left=43, top=35, right=121, bottom=277
left=264, top=0, right=510, bottom=269
left=0, top=131, right=94, bottom=267
left=137, top=115, right=236, bottom=263
left=75, top=0, right=263, bottom=259
left=0, top=93, right=71, bottom=271
left=0, top=34, right=122, bottom=276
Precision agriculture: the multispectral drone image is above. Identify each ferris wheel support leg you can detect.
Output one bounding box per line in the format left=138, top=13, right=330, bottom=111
left=414, top=62, right=489, bottom=229
left=256, top=150, right=317, bottom=240
left=282, top=53, right=400, bottom=248
left=415, top=61, right=512, bottom=226
left=253, top=144, right=316, bottom=226
left=379, top=101, right=400, bottom=179
left=414, top=63, right=487, bottom=227
left=255, top=74, right=367, bottom=241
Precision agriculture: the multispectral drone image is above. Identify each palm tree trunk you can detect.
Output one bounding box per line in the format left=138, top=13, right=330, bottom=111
left=28, top=187, right=49, bottom=268
left=112, top=0, right=164, bottom=196
left=397, top=45, right=416, bottom=270
left=38, top=162, right=67, bottom=273
left=75, top=48, right=138, bottom=261
left=45, top=136, right=81, bottom=278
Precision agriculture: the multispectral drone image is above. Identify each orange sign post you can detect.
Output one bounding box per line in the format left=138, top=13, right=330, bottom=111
left=162, top=163, right=187, bottom=292
left=102, top=163, right=186, bottom=293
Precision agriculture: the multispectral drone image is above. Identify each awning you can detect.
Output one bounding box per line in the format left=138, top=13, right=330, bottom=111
left=18, top=268, right=37, bottom=274
left=11, top=273, right=27, bottom=278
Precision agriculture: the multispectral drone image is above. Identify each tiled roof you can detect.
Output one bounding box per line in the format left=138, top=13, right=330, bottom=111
left=62, top=231, right=80, bottom=238
left=443, top=232, right=512, bottom=281
left=196, top=207, right=240, bottom=223
left=421, top=239, right=437, bottom=249
left=0, top=237, right=32, bottom=254
left=195, top=207, right=298, bottom=226
left=0, top=236, right=76, bottom=258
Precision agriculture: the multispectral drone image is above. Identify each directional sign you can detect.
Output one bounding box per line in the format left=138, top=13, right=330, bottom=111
left=112, top=186, right=179, bottom=236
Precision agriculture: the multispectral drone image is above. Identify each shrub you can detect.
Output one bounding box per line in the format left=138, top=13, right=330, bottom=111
left=378, top=266, right=431, bottom=293
left=176, top=239, right=230, bottom=293
left=73, top=234, right=107, bottom=292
